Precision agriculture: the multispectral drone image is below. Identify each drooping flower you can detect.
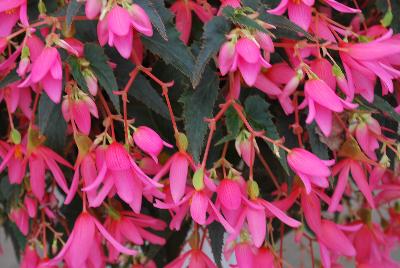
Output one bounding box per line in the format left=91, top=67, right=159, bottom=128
left=287, top=148, right=334, bottom=193
left=0, top=83, right=32, bottom=118
left=132, top=126, right=173, bottom=163
left=268, top=0, right=359, bottom=30
left=97, top=4, right=152, bottom=59
left=84, top=0, right=102, bottom=19
left=61, top=88, right=99, bottom=135
left=45, top=212, right=135, bottom=268
left=9, top=207, right=29, bottom=235
left=165, top=249, right=217, bottom=268
left=171, top=0, right=215, bottom=44
left=0, top=0, right=29, bottom=37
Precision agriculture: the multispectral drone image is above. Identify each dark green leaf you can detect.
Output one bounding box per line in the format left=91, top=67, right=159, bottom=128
left=181, top=67, right=219, bottom=162
left=65, top=0, right=82, bottom=28
left=359, top=95, right=400, bottom=123
left=208, top=222, right=225, bottom=268
left=84, top=43, right=120, bottom=111
left=192, top=16, right=231, bottom=87
left=38, top=94, right=67, bottom=151
left=259, top=12, right=315, bottom=41
left=306, top=122, right=329, bottom=160
left=223, top=6, right=271, bottom=35
left=244, top=95, right=289, bottom=173
left=0, top=69, right=19, bottom=89
left=135, top=0, right=167, bottom=40
left=216, top=106, right=242, bottom=145
left=128, top=73, right=170, bottom=119
left=141, top=5, right=195, bottom=79
left=66, top=56, right=88, bottom=91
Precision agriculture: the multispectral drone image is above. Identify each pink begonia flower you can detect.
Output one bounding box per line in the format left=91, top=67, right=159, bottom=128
left=61, top=91, right=99, bottom=135
left=19, top=47, right=63, bottom=103
left=301, top=78, right=356, bottom=136
left=82, top=142, right=163, bottom=213
left=350, top=222, right=400, bottom=267
left=45, top=212, right=135, bottom=268
left=84, top=0, right=102, bottom=19
left=9, top=207, right=29, bottom=235
left=234, top=242, right=255, bottom=268
left=21, top=245, right=40, bottom=268
left=235, top=130, right=259, bottom=167
left=155, top=170, right=235, bottom=233
left=97, top=4, right=152, bottom=59
left=268, top=0, right=359, bottom=30
left=166, top=249, right=217, bottom=268
left=132, top=126, right=173, bottom=163
left=349, top=114, right=382, bottom=160
left=254, top=247, right=275, bottom=268
left=0, top=83, right=32, bottom=118
left=153, top=151, right=192, bottom=203
left=329, top=159, right=375, bottom=212
left=0, top=0, right=29, bottom=37
left=340, top=30, right=400, bottom=100
left=217, top=178, right=243, bottom=211
left=24, top=195, right=37, bottom=218
left=228, top=184, right=301, bottom=248
left=287, top=148, right=334, bottom=194
left=171, top=0, right=215, bottom=44
left=0, top=131, right=72, bottom=200
left=218, top=36, right=272, bottom=86
left=104, top=211, right=166, bottom=262
left=83, top=68, right=98, bottom=96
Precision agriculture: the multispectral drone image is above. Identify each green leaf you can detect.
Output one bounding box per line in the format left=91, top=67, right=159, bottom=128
left=84, top=43, right=120, bottom=111
left=192, top=16, right=231, bottom=88
left=181, top=67, right=219, bottom=162
left=361, top=95, right=400, bottom=124
left=134, top=0, right=167, bottom=40
left=244, top=95, right=288, bottom=173
left=223, top=6, right=271, bottom=35
left=128, top=73, right=170, bottom=119
left=66, top=56, right=88, bottom=91
left=261, top=12, right=315, bottom=41
left=0, top=69, right=19, bottom=89
left=141, top=5, right=195, bottom=79
left=306, top=122, right=329, bottom=160
left=65, top=0, right=82, bottom=28
left=38, top=94, right=67, bottom=151
left=216, top=106, right=242, bottom=145
left=208, top=222, right=225, bottom=268
left=376, top=1, right=400, bottom=33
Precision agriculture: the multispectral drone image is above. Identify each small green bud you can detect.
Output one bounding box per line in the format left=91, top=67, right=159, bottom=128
left=10, top=128, right=21, bottom=145
left=21, top=46, right=30, bottom=59
left=192, top=168, right=205, bottom=191
left=247, top=180, right=259, bottom=200
left=176, top=132, right=188, bottom=152
left=381, top=10, right=393, bottom=27
left=38, top=0, right=47, bottom=14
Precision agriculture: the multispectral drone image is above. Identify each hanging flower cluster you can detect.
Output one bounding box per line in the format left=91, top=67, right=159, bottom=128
left=0, top=0, right=400, bottom=267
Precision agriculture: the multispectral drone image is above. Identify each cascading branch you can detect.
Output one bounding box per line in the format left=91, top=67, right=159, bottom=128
left=0, top=0, right=399, bottom=267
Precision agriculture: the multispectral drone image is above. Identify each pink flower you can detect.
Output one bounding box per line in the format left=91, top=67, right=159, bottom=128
left=20, top=47, right=63, bottom=103
left=235, top=130, right=259, bottom=167
left=302, top=78, right=356, bottom=136
left=217, top=178, right=243, bottom=210
left=268, top=0, right=359, bottom=30
left=171, top=0, right=215, bottom=44
left=82, top=142, right=163, bottom=212
left=165, top=249, right=217, bottom=268
left=97, top=4, right=152, bottom=59
left=9, top=207, right=29, bottom=235
left=329, top=159, right=375, bottom=212
left=0, top=0, right=28, bottom=37
left=133, top=126, right=173, bottom=163
left=104, top=210, right=166, bottom=262
left=24, top=195, right=37, bottom=218
left=287, top=148, right=334, bottom=194
left=61, top=90, right=99, bottom=135
left=0, top=83, right=32, bottom=118
left=218, top=36, right=271, bottom=86
left=21, top=245, right=40, bottom=268
left=153, top=152, right=191, bottom=203
left=46, top=212, right=135, bottom=268
left=85, top=0, right=102, bottom=19
left=0, top=142, right=27, bottom=184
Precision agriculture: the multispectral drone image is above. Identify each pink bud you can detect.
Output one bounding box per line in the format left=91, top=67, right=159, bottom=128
left=217, top=178, right=242, bottom=210
left=85, top=0, right=102, bottom=19
left=9, top=207, right=29, bottom=235
left=24, top=196, right=37, bottom=218
left=133, top=126, right=172, bottom=163
left=128, top=4, right=153, bottom=37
